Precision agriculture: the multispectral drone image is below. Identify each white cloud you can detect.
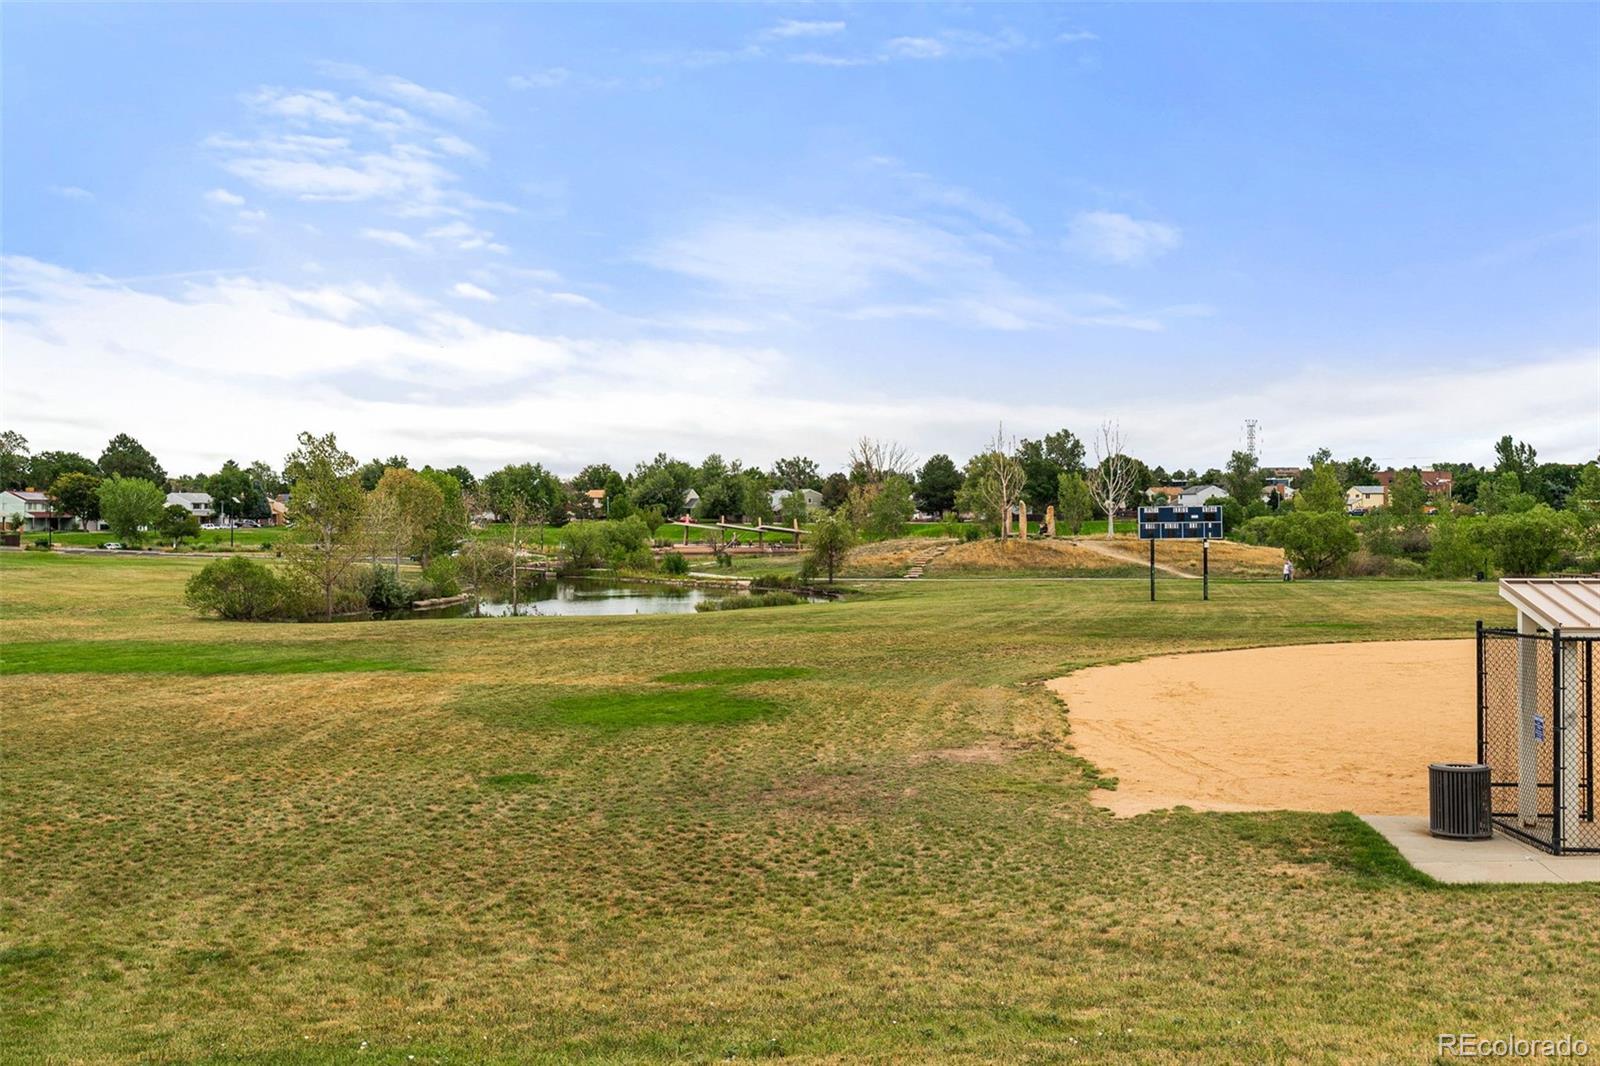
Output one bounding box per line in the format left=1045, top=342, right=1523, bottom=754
left=204, top=188, right=246, bottom=207
left=318, top=62, right=483, bottom=122
left=360, top=228, right=425, bottom=251
left=508, top=67, right=570, bottom=89
left=450, top=281, right=498, bottom=302
left=1058, top=30, right=1099, bottom=43
left=639, top=209, right=1199, bottom=334
left=1066, top=211, right=1182, bottom=265
left=884, top=36, right=948, bottom=60
left=247, top=87, right=416, bottom=133
left=789, top=52, right=872, bottom=68
left=868, top=156, right=1031, bottom=238
left=49, top=185, right=95, bottom=201
left=640, top=211, right=990, bottom=304
left=762, top=19, right=846, bottom=40
left=4, top=255, right=1594, bottom=474
left=548, top=291, right=600, bottom=309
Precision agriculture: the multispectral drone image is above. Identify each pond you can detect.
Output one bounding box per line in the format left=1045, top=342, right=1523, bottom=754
left=407, top=576, right=740, bottom=617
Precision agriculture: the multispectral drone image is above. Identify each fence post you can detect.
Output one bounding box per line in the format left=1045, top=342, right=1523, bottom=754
left=1587, top=639, right=1594, bottom=824
left=1476, top=621, right=1485, bottom=766
left=1553, top=628, right=1564, bottom=855
left=1517, top=614, right=1539, bottom=828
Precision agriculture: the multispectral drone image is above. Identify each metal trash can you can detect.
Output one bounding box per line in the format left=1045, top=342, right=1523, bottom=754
left=1428, top=763, right=1491, bottom=840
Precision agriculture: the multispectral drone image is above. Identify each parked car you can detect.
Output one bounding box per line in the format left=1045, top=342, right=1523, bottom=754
left=102, top=542, right=124, bottom=550
left=201, top=522, right=218, bottom=530
left=238, top=519, right=260, bottom=528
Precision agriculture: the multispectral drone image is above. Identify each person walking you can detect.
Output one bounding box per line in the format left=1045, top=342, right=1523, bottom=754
left=1283, top=559, right=1294, bottom=583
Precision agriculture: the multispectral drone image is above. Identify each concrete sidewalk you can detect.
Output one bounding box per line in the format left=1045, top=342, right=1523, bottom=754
left=1362, top=815, right=1600, bottom=884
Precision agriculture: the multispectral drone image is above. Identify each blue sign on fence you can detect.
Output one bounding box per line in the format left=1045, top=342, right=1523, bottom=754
left=1534, top=715, right=1546, bottom=743
left=1137, top=504, right=1224, bottom=540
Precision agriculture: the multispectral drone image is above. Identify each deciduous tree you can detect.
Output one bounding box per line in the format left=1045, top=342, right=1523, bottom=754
left=283, top=431, right=367, bottom=621
left=97, top=475, right=165, bottom=545
left=804, top=511, right=856, bottom=584
left=97, top=433, right=165, bottom=485
left=1056, top=472, right=1093, bottom=535
left=156, top=503, right=201, bottom=547
left=48, top=472, right=102, bottom=529
left=0, top=431, right=29, bottom=490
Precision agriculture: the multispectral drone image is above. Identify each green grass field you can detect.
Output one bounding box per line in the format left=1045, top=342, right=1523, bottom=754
left=2, top=550, right=1592, bottom=1063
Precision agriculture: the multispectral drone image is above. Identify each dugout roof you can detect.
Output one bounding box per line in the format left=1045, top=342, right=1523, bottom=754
left=1498, top=577, right=1600, bottom=636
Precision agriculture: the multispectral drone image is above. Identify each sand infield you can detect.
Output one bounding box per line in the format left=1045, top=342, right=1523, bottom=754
left=1047, top=640, right=1475, bottom=816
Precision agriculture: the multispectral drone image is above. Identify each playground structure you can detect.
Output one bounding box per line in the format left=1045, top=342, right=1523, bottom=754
left=667, top=515, right=806, bottom=552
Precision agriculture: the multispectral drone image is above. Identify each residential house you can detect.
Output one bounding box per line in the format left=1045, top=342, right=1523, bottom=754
left=1346, top=485, right=1384, bottom=513
left=265, top=495, right=289, bottom=527
left=682, top=488, right=700, bottom=516
left=1375, top=468, right=1453, bottom=504
left=770, top=487, right=824, bottom=514
left=1147, top=485, right=1185, bottom=504
left=1176, top=483, right=1229, bottom=508
left=583, top=488, right=607, bottom=514
left=0, top=489, right=73, bottom=531
left=165, top=491, right=216, bottom=521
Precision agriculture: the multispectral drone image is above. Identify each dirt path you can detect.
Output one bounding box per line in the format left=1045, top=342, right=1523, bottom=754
left=1067, top=537, right=1197, bottom=578
left=1047, top=640, right=1476, bottom=816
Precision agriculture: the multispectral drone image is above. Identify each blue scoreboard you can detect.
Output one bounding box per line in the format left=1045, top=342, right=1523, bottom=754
left=1138, top=504, right=1224, bottom=540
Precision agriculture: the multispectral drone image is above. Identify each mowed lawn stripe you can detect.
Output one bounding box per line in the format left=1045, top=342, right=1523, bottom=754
left=0, top=639, right=424, bottom=675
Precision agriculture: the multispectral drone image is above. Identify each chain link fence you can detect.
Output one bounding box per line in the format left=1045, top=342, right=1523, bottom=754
left=1479, top=624, right=1597, bottom=854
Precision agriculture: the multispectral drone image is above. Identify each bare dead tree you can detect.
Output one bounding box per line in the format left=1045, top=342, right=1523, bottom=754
left=1087, top=420, right=1137, bottom=539
left=957, top=424, right=1025, bottom=539
left=847, top=437, right=916, bottom=485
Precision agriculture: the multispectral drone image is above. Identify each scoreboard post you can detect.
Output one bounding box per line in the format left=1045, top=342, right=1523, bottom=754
left=1137, top=504, right=1225, bottom=602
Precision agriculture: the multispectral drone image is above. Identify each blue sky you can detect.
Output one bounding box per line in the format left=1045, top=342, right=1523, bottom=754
left=3, top=3, right=1597, bottom=475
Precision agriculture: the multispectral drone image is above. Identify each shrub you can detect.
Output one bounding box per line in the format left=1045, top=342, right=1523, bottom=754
left=1477, top=506, right=1575, bottom=576
left=695, top=591, right=802, bottom=612
left=184, top=557, right=292, bottom=620
left=359, top=565, right=410, bottom=612
left=1235, top=516, right=1279, bottom=546
left=417, top=556, right=461, bottom=599
left=559, top=522, right=606, bottom=572
left=1345, top=551, right=1426, bottom=578
left=661, top=551, right=690, bottom=576
left=749, top=574, right=798, bottom=590
left=600, top=515, right=655, bottom=569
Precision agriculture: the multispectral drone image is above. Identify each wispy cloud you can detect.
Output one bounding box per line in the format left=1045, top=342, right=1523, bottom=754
left=204, top=188, right=246, bottom=207
left=507, top=67, right=626, bottom=91
left=49, top=185, right=95, bottom=202
left=867, top=156, right=1031, bottom=239
left=1066, top=211, right=1182, bottom=265
left=788, top=26, right=1036, bottom=68
left=760, top=19, right=846, bottom=41
left=450, top=281, right=498, bottom=302
left=1057, top=30, right=1099, bottom=44
left=318, top=61, right=483, bottom=122
left=360, top=227, right=425, bottom=251
left=638, top=208, right=1192, bottom=334
left=884, top=37, right=948, bottom=60
left=208, top=69, right=504, bottom=226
